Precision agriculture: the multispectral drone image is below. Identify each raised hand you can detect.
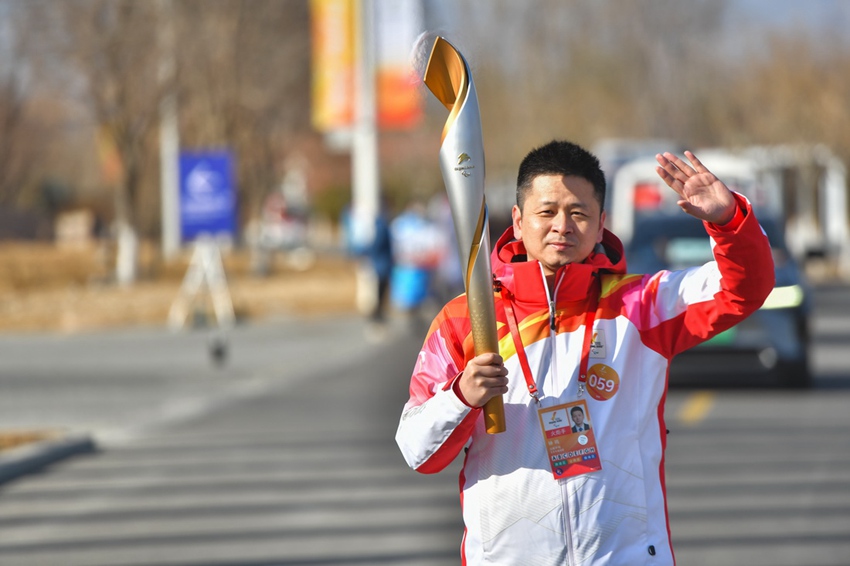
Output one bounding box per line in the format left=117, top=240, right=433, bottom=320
left=655, top=151, right=738, bottom=225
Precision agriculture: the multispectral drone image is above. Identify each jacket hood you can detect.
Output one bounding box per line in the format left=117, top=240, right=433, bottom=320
left=491, top=226, right=627, bottom=302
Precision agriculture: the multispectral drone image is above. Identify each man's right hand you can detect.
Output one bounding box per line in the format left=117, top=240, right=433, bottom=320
left=457, top=352, right=509, bottom=408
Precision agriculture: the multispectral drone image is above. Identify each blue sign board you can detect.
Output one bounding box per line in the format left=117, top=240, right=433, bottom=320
left=179, top=150, right=237, bottom=242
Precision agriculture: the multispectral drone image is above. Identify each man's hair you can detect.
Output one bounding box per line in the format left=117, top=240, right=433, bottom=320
left=571, top=406, right=584, bottom=416
left=516, top=140, right=606, bottom=212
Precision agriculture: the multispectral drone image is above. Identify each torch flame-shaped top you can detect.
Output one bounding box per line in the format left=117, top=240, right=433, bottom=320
left=424, top=37, right=470, bottom=143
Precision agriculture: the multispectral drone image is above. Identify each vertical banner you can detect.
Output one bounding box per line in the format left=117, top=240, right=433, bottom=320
left=310, top=0, right=422, bottom=133
left=310, top=0, right=356, bottom=132
left=375, top=0, right=423, bottom=129
left=179, top=151, right=237, bottom=243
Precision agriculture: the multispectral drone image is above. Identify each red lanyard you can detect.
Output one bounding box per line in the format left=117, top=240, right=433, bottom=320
left=499, top=277, right=599, bottom=403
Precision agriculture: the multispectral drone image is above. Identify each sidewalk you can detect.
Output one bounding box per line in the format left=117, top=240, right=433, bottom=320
left=0, top=433, right=95, bottom=485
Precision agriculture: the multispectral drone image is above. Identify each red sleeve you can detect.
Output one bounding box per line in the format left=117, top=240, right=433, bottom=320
left=638, top=194, right=775, bottom=358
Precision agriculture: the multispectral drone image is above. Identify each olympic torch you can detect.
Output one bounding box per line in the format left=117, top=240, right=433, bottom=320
left=423, top=37, right=505, bottom=434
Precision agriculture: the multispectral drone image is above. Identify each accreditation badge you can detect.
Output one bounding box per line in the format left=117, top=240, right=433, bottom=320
left=537, top=399, right=602, bottom=479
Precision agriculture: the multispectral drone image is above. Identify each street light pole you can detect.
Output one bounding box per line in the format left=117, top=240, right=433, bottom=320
left=352, top=0, right=379, bottom=239
left=351, top=0, right=380, bottom=313
left=159, top=0, right=181, bottom=260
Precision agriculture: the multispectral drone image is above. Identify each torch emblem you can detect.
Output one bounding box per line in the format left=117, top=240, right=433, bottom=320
left=455, top=153, right=475, bottom=177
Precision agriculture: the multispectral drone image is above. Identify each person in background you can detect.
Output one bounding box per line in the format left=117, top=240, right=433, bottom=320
left=341, top=201, right=394, bottom=333
left=367, top=205, right=394, bottom=326
left=389, top=199, right=444, bottom=330
left=428, top=193, right=465, bottom=306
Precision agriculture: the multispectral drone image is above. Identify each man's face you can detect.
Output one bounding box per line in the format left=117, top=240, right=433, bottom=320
left=512, top=174, right=605, bottom=276
left=571, top=409, right=585, bottom=426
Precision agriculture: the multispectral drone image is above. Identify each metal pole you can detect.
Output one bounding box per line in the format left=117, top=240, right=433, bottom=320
left=159, top=0, right=181, bottom=259
left=350, top=0, right=380, bottom=314
left=352, top=0, right=379, bottom=242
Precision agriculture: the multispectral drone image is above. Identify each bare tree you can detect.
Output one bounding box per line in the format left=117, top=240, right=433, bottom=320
left=721, top=33, right=850, bottom=164
left=29, top=0, right=163, bottom=282
left=436, top=0, right=727, bottom=173
left=0, top=3, right=42, bottom=210
left=23, top=0, right=311, bottom=262
left=5, top=0, right=848, bottom=261
left=175, top=0, right=312, bottom=224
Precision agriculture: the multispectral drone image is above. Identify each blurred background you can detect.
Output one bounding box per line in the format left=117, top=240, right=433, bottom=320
left=0, top=0, right=848, bottom=325
left=0, top=2, right=849, bottom=565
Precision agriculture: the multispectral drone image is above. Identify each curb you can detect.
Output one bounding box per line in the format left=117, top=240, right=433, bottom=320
left=0, top=433, right=96, bottom=485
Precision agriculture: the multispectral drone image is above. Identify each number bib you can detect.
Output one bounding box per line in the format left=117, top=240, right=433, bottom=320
left=537, top=399, right=603, bottom=479
left=585, top=363, right=620, bottom=401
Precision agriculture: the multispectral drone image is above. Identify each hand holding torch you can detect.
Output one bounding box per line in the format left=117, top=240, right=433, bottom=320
left=422, top=37, right=505, bottom=434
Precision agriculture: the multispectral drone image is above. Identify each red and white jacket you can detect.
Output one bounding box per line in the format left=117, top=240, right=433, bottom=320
left=396, top=195, right=774, bottom=565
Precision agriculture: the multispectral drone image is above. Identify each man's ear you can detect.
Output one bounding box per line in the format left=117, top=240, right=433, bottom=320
left=511, top=205, right=522, bottom=240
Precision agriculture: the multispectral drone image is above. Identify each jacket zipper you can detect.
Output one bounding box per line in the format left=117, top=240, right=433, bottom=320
left=549, top=298, right=557, bottom=331
left=543, top=267, right=564, bottom=332
left=541, top=266, right=563, bottom=395
left=542, top=266, right=577, bottom=564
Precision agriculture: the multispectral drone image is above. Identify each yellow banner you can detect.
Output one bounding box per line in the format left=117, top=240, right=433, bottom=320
left=310, top=0, right=422, bottom=132
left=310, top=0, right=355, bottom=132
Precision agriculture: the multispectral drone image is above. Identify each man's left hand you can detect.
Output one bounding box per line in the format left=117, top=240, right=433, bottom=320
left=655, top=151, right=738, bottom=225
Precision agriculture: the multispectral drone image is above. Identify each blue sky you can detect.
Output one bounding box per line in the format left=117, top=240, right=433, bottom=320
left=733, top=0, right=845, bottom=27
left=726, top=0, right=849, bottom=40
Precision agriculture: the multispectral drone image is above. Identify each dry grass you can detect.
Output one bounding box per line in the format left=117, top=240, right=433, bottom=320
left=0, top=241, right=359, bottom=334
left=0, top=430, right=60, bottom=453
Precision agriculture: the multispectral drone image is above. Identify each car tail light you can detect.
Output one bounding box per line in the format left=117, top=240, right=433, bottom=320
left=634, top=182, right=662, bottom=209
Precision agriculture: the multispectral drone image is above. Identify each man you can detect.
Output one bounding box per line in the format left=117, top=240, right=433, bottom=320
left=395, top=140, right=774, bottom=565
left=571, top=405, right=590, bottom=433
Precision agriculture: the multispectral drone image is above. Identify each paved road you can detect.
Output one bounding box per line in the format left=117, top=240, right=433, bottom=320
left=0, top=284, right=848, bottom=565
left=664, top=283, right=850, bottom=566
left=0, top=315, right=463, bottom=565
left=665, top=392, right=850, bottom=566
